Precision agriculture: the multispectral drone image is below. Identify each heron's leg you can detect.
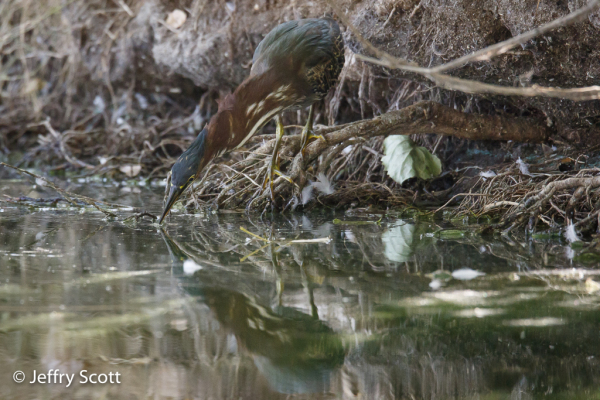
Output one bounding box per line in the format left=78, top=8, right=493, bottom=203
left=299, top=261, right=318, bottom=319
left=276, top=274, right=284, bottom=309
left=263, top=115, right=294, bottom=201
left=268, top=241, right=285, bottom=309
left=299, top=104, right=326, bottom=157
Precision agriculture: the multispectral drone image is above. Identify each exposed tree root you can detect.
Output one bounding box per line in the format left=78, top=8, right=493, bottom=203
left=511, top=175, right=600, bottom=232
left=185, top=101, right=552, bottom=212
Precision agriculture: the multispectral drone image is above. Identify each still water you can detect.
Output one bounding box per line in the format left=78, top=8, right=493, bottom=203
left=1, top=180, right=600, bottom=399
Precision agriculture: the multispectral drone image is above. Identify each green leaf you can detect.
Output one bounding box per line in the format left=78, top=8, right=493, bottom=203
left=381, top=135, right=442, bottom=184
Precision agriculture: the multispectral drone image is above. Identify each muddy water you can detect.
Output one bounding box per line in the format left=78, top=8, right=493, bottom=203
left=1, top=180, right=600, bottom=399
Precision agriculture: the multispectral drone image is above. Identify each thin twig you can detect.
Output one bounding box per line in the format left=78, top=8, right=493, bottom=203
left=219, top=164, right=260, bottom=188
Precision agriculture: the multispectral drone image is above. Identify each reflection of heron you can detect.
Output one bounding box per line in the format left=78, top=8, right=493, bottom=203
left=159, top=229, right=346, bottom=395
left=205, top=288, right=345, bottom=394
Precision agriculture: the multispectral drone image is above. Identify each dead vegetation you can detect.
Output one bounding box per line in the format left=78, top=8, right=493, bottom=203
left=178, top=100, right=552, bottom=212
left=0, top=0, right=210, bottom=178
left=0, top=161, right=157, bottom=220
left=454, top=154, right=600, bottom=234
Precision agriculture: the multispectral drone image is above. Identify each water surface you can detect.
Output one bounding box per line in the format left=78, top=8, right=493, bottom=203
left=1, top=180, right=600, bottom=399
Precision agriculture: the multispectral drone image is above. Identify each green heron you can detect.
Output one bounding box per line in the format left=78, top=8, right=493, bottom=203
left=159, top=17, right=344, bottom=223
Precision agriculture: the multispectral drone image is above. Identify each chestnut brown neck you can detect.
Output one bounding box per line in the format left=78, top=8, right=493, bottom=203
left=201, top=68, right=305, bottom=165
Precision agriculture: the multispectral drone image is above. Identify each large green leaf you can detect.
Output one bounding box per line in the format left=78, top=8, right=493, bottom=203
left=381, top=135, right=442, bottom=184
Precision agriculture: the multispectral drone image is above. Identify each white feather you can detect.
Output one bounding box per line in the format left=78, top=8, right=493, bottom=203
left=451, top=268, right=485, bottom=281
left=301, top=174, right=334, bottom=205
left=564, top=223, right=580, bottom=243
left=313, top=173, right=334, bottom=195
left=301, top=184, right=314, bottom=205
left=183, top=259, right=203, bottom=275
left=480, top=170, right=497, bottom=180
left=93, top=95, right=105, bottom=114
left=429, top=279, right=442, bottom=290
left=516, top=158, right=531, bottom=175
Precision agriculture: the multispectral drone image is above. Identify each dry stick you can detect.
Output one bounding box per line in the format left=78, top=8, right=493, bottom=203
left=328, top=0, right=600, bottom=101
left=33, top=119, right=94, bottom=169
left=574, top=208, right=600, bottom=228
left=214, top=164, right=267, bottom=207
left=431, top=193, right=489, bottom=214
left=313, top=100, right=549, bottom=148
left=0, top=162, right=156, bottom=220
left=482, top=201, right=521, bottom=213
left=1, top=162, right=118, bottom=217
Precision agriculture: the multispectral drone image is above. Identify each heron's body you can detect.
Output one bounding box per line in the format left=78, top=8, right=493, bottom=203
left=160, top=18, right=344, bottom=222
left=251, top=18, right=345, bottom=101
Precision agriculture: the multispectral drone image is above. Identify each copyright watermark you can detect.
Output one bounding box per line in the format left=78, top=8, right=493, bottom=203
left=13, top=371, right=25, bottom=383
left=12, top=369, right=121, bottom=387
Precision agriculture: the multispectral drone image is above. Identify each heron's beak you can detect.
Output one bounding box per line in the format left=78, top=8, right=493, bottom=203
left=159, top=185, right=183, bottom=224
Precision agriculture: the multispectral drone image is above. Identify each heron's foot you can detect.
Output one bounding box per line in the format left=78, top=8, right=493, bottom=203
left=262, top=158, right=294, bottom=201
left=300, top=129, right=326, bottom=158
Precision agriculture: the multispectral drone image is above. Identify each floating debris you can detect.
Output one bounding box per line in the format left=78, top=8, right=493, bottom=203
left=585, top=278, right=600, bottom=294
left=183, top=259, right=203, bottom=275
left=452, top=268, right=486, bottom=281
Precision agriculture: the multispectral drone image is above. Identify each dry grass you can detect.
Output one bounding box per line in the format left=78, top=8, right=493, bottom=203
left=179, top=133, right=408, bottom=213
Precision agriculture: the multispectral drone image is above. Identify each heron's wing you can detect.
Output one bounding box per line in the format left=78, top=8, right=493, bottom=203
left=252, top=20, right=300, bottom=66
left=250, top=18, right=341, bottom=78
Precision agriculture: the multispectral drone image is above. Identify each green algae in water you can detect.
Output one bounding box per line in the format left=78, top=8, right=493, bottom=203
left=332, top=218, right=381, bottom=225
left=437, top=229, right=467, bottom=239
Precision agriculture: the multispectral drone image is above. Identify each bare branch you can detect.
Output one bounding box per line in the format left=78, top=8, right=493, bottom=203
left=425, top=73, right=600, bottom=101
left=316, top=100, right=550, bottom=146
left=330, top=0, right=600, bottom=101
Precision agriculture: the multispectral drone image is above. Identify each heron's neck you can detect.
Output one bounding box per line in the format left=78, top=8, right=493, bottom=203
left=205, top=71, right=299, bottom=155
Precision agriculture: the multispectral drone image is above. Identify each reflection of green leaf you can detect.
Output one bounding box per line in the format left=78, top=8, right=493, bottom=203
left=381, top=135, right=442, bottom=184
left=382, top=223, right=415, bottom=262
left=574, top=252, right=600, bottom=264
left=427, top=270, right=453, bottom=281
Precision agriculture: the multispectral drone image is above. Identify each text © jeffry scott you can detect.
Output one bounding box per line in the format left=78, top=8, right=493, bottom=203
left=13, top=369, right=121, bottom=387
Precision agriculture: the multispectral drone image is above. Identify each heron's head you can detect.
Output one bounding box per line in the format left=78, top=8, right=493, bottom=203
left=159, top=129, right=208, bottom=223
